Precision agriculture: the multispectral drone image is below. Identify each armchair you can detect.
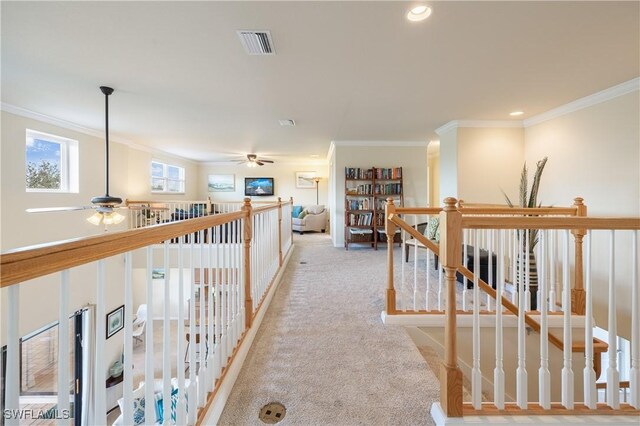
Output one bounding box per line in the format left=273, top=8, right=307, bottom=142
left=292, top=205, right=327, bottom=234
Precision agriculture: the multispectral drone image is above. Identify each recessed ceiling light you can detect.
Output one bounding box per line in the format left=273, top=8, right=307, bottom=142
left=510, top=111, right=524, bottom=116
left=407, top=5, right=432, bottom=22
left=279, top=119, right=296, bottom=127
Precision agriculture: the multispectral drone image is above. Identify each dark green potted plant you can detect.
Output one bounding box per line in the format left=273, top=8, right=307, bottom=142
left=503, top=157, right=548, bottom=311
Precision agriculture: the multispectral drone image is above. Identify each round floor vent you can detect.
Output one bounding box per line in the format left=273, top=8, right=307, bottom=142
left=259, top=402, right=286, bottom=423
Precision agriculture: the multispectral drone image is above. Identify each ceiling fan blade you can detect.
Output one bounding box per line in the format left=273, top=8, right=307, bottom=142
left=26, top=206, right=94, bottom=213
left=258, top=159, right=274, bottom=163
left=256, top=161, right=264, bottom=166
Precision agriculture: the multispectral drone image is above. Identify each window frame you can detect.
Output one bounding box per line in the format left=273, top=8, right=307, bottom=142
left=151, top=160, right=186, bottom=194
left=25, top=129, right=79, bottom=193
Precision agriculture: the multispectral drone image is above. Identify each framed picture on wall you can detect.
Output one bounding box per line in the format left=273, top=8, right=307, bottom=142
left=295, top=171, right=317, bottom=189
left=208, top=174, right=235, bottom=192
left=106, top=305, right=125, bottom=339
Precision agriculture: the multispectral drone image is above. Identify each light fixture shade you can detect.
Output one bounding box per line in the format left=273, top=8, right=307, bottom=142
left=247, top=162, right=257, bottom=168
left=87, top=212, right=103, bottom=225
left=103, top=211, right=125, bottom=225
left=87, top=210, right=125, bottom=226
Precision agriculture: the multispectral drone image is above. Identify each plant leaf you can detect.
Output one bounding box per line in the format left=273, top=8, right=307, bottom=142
left=501, top=188, right=514, bottom=207
left=528, top=157, right=548, bottom=208
left=519, top=163, right=528, bottom=208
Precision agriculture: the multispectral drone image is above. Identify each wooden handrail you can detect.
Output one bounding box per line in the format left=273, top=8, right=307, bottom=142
left=395, top=207, right=442, bottom=215
left=0, top=210, right=245, bottom=288
left=459, top=207, right=578, bottom=216
left=252, top=203, right=282, bottom=214
left=389, top=214, right=440, bottom=254
left=596, top=380, right=630, bottom=389
left=461, top=216, right=640, bottom=230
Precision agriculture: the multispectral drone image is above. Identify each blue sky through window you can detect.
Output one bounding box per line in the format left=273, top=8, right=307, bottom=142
left=26, top=139, right=61, bottom=166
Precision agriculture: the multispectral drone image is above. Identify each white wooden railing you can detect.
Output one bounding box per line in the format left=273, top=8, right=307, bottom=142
left=1, top=197, right=293, bottom=425
left=125, top=199, right=213, bottom=229
left=385, top=197, right=640, bottom=420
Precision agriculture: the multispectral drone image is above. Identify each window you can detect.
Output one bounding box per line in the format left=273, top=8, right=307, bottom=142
left=25, top=129, right=79, bottom=193
left=151, top=160, right=185, bottom=193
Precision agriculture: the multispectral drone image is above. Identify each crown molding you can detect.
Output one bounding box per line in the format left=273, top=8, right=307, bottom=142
left=330, top=140, right=429, bottom=147
left=523, top=77, right=640, bottom=127
left=1, top=102, right=198, bottom=164
left=200, top=159, right=328, bottom=167
left=435, top=120, right=523, bottom=135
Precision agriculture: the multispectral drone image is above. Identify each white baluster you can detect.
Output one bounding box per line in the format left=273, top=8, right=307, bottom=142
left=215, top=224, right=222, bottom=378
left=5, top=285, right=19, bottom=426
left=561, top=230, right=574, bottom=409
left=584, top=231, right=597, bottom=409
left=95, top=260, right=107, bottom=425
left=401, top=222, right=406, bottom=311
left=425, top=247, right=431, bottom=312
left=487, top=230, right=493, bottom=312
left=511, top=229, right=517, bottom=304
left=494, top=230, right=505, bottom=409
left=525, top=229, right=531, bottom=311
left=145, top=247, right=156, bottom=423
left=57, top=270, right=70, bottom=425
left=227, top=220, right=233, bottom=359
left=549, top=230, right=557, bottom=312
left=413, top=216, right=418, bottom=311
left=606, top=230, right=620, bottom=408
left=163, top=241, right=171, bottom=424
left=123, top=253, right=134, bottom=425
left=438, top=260, right=443, bottom=312
left=188, top=237, right=197, bottom=425
left=198, top=231, right=206, bottom=407
left=631, top=230, right=639, bottom=409
left=176, top=239, right=187, bottom=425
left=206, top=227, right=215, bottom=391
left=463, top=230, right=468, bottom=311
left=538, top=230, right=551, bottom=409
left=221, top=226, right=228, bottom=370
left=472, top=235, right=482, bottom=409
left=516, top=229, right=527, bottom=409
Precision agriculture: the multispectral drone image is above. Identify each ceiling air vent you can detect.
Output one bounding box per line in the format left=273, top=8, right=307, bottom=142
left=237, top=30, right=275, bottom=55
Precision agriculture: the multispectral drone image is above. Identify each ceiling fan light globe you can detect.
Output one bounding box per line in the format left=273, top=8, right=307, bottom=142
left=102, top=211, right=125, bottom=225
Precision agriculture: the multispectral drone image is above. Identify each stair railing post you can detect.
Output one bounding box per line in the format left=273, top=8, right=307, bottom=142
left=242, top=197, right=254, bottom=328
left=572, top=197, right=587, bottom=315
left=278, top=197, right=283, bottom=267
left=290, top=197, right=294, bottom=243
left=440, top=197, right=463, bottom=417
left=385, top=197, right=397, bottom=314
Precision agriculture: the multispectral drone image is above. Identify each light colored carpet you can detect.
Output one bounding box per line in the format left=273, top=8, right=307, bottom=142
left=217, top=233, right=439, bottom=426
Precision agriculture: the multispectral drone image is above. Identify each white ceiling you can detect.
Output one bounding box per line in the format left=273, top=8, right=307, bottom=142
left=2, top=1, right=638, bottom=163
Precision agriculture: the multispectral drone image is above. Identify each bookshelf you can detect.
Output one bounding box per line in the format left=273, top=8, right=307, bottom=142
left=344, top=166, right=403, bottom=250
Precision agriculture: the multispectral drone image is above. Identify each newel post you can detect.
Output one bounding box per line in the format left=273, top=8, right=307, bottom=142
left=242, top=198, right=254, bottom=328
left=439, top=197, right=463, bottom=417
left=277, top=197, right=283, bottom=267
left=290, top=197, right=294, bottom=242
left=385, top=197, right=397, bottom=314
left=572, top=197, right=587, bottom=315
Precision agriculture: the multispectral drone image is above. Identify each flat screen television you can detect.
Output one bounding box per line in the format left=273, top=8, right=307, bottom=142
left=245, top=177, right=274, bottom=196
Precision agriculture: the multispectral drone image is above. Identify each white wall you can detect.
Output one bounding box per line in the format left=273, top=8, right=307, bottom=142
left=0, top=110, right=199, bottom=373
left=525, top=90, right=640, bottom=340
left=331, top=143, right=429, bottom=247
left=197, top=162, right=329, bottom=207
left=457, top=127, right=524, bottom=204
left=438, top=129, right=458, bottom=200
left=428, top=153, right=440, bottom=207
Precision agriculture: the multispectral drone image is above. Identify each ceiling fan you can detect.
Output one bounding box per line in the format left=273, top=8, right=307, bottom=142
left=238, top=154, right=275, bottom=167
left=26, top=86, right=131, bottom=225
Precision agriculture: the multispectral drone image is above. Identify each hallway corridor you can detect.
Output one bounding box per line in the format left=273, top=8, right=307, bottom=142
left=217, top=233, right=438, bottom=425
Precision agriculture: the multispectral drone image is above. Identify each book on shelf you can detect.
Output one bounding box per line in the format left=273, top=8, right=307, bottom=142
left=345, top=167, right=373, bottom=180
left=348, top=212, right=373, bottom=226
left=346, top=183, right=373, bottom=195
left=347, top=198, right=371, bottom=210
left=375, top=167, right=402, bottom=180
left=374, top=183, right=402, bottom=195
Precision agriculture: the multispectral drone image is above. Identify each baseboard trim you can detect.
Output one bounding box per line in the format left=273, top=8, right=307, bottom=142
left=200, top=244, right=295, bottom=425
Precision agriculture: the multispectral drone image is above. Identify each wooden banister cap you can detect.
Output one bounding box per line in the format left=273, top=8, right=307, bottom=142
left=243, top=197, right=251, bottom=207
left=443, top=197, right=458, bottom=211
left=573, top=197, right=584, bottom=205
left=277, top=197, right=282, bottom=202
